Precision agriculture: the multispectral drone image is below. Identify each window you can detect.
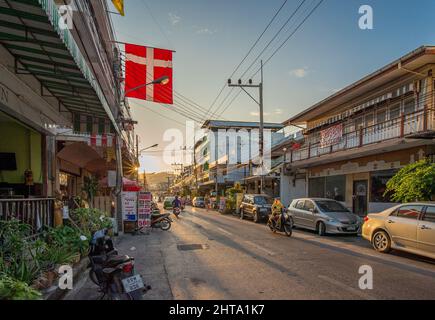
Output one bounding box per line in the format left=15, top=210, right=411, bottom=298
left=295, top=200, right=305, bottom=210
left=98, top=118, right=105, bottom=134
left=370, top=170, right=398, bottom=202
left=325, top=175, right=346, bottom=201
left=355, top=117, right=364, bottom=131
left=423, top=206, right=435, bottom=223
left=309, top=177, right=325, bottom=198
left=315, top=200, right=349, bottom=213
left=86, top=116, right=93, bottom=133
left=376, top=110, right=386, bottom=124
left=389, top=104, right=401, bottom=120
left=254, top=196, right=272, bottom=205
left=393, top=205, right=423, bottom=220
left=403, top=98, right=415, bottom=115
left=73, top=114, right=81, bottom=133
left=365, top=113, right=374, bottom=127
left=309, top=176, right=346, bottom=200
left=304, top=200, right=315, bottom=212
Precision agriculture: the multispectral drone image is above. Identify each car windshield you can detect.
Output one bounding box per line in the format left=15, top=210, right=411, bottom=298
left=196, top=197, right=204, bottom=201
left=165, top=197, right=175, bottom=202
left=254, top=196, right=272, bottom=205
left=315, top=200, right=349, bottom=213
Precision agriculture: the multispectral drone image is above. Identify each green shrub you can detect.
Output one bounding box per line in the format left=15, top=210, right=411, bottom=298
left=70, top=208, right=112, bottom=235
left=0, top=273, right=42, bottom=300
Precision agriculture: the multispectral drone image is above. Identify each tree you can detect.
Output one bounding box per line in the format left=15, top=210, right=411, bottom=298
left=384, top=159, right=435, bottom=202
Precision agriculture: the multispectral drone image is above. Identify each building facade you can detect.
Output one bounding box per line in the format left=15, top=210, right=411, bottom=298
left=0, top=0, right=135, bottom=231
left=283, top=46, right=435, bottom=216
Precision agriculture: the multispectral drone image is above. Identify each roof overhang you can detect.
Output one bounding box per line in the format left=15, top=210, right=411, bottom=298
left=0, top=0, right=119, bottom=133
left=284, top=46, right=435, bottom=125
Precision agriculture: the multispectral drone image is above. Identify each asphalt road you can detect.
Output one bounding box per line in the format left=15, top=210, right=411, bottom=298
left=68, top=205, right=435, bottom=300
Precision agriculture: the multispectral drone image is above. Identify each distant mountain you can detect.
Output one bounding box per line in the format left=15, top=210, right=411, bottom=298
left=141, top=172, right=175, bottom=186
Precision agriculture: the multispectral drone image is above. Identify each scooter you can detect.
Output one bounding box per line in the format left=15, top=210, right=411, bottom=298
left=267, top=211, right=293, bottom=237
left=151, top=212, right=172, bottom=231
left=88, top=231, right=151, bottom=300
left=173, top=207, right=181, bottom=218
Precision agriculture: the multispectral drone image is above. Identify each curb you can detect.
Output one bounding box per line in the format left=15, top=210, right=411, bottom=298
left=42, top=258, right=89, bottom=300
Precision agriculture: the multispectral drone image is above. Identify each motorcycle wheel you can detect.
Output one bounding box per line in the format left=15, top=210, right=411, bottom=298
left=89, top=269, right=101, bottom=286
left=284, top=222, right=293, bottom=237
left=161, top=219, right=171, bottom=231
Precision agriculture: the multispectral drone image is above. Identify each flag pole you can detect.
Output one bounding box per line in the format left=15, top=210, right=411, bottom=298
left=109, top=40, right=176, bottom=53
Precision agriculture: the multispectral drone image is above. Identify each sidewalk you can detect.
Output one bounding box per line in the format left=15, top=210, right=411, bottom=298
left=65, top=231, right=174, bottom=300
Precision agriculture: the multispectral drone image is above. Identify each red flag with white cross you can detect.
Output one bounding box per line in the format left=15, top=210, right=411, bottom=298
left=124, top=43, right=173, bottom=104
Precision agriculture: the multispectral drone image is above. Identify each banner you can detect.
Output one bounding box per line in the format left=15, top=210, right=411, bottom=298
left=138, top=192, right=152, bottom=228
left=122, top=192, right=137, bottom=221
left=320, top=124, right=343, bottom=148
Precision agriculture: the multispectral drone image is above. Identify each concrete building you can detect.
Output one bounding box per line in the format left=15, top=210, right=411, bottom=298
left=0, top=0, right=135, bottom=231
left=283, top=46, right=435, bottom=215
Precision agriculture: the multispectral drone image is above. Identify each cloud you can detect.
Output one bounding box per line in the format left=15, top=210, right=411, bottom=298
left=168, top=13, right=181, bottom=25
left=250, top=108, right=283, bottom=118
left=290, top=67, right=309, bottom=78
left=195, top=27, right=217, bottom=35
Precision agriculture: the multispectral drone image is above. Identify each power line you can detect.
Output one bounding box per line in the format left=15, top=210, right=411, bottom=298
left=139, top=0, right=175, bottom=49
left=251, top=0, right=325, bottom=78
left=203, top=0, right=290, bottom=121
left=239, top=0, right=308, bottom=79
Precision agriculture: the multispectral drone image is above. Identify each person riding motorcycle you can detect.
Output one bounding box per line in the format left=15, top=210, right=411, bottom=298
left=172, top=196, right=182, bottom=210
left=269, top=198, right=284, bottom=229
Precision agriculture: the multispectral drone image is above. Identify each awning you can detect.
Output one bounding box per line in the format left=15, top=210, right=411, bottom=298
left=99, top=176, right=141, bottom=192
left=0, top=0, right=116, bottom=124
left=57, top=142, right=111, bottom=174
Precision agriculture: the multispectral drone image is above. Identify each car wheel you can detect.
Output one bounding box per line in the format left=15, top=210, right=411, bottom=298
left=253, top=211, right=259, bottom=223
left=317, top=221, right=326, bottom=236
left=372, top=230, right=391, bottom=253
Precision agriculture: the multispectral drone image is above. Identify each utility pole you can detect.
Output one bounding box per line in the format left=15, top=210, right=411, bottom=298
left=228, top=60, right=264, bottom=194
left=136, top=134, right=139, bottom=183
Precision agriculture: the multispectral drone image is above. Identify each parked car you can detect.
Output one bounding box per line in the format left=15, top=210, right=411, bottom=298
left=192, top=197, right=205, bottom=208
left=287, top=198, right=360, bottom=236
left=239, top=194, right=273, bottom=223
left=163, top=196, right=175, bottom=210
left=362, top=203, right=435, bottom=259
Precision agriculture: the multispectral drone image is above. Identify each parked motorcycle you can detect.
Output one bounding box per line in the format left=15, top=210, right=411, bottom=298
left=267, top=212, right=293, bottom=237
left=88, top=231, right=151, bottom=300
left=151, top=212, right=172, bottom=231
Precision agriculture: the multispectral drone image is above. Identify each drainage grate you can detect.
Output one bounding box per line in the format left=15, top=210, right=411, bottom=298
left=177, top=244, right=207, bottom=251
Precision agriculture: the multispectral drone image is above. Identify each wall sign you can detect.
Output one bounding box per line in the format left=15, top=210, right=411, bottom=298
left=320, top=124, right=343, bottom=148
left=138, top=192, right=152, bottom=228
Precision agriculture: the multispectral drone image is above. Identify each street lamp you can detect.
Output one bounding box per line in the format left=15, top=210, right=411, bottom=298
left=125, top=76, right=169, bottom=95
left=136, top=143, right=159, bottom=183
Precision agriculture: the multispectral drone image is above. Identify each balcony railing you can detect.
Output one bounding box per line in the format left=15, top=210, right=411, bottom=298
left=0, top=198, right=54, bottom=233
left=291, top=108, right=434, bottom=163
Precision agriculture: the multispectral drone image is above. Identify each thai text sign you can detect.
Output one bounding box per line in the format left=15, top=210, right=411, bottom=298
left=122, top=192, right=137, bottom=221
left=320, top=124, right=343, bottom=148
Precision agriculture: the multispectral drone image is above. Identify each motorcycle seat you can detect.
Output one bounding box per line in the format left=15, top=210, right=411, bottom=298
left=104, top=255, right=133, bottom=267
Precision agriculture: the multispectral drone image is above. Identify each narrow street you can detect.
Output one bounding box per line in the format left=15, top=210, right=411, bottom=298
left=69, top=206, right=435, bottom=300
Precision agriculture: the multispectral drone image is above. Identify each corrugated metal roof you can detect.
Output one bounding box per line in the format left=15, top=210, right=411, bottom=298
left=202, top=120, right=284, bottom=131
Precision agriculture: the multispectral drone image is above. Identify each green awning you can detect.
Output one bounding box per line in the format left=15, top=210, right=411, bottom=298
left=0, top=0, right=117, bottom=122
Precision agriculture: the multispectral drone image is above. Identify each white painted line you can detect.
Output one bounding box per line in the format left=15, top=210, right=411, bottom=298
left=217, top=227, right=233, bottom=237
left=244, top=240, right=276, bottom=256
left=318, top=275, right=375, bottom=300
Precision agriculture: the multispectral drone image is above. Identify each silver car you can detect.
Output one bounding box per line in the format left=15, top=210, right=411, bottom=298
left=288, top=198, right=361, bottom=236
left=362, top=202, right=435, bottom=259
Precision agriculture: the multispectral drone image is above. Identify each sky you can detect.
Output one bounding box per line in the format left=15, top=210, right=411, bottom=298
left=110, top=0, right=435, bottom=173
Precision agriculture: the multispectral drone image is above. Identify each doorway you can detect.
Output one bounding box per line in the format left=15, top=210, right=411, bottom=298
left=353, top=180, right=368, bottom=216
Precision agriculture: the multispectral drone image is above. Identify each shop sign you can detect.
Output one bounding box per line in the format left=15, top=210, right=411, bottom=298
left=138, top=192, right=152, bottom=228
left=320, top=124, right=343, bottom=148
left=122, top=192, right=137, bottom=221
